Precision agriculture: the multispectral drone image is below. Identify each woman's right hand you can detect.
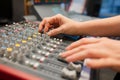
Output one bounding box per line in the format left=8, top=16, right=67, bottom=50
left=39, top=14, right=80, bottom=36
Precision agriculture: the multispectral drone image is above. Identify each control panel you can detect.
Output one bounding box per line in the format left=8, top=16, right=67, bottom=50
left=0, top=21, right=91, bottom=80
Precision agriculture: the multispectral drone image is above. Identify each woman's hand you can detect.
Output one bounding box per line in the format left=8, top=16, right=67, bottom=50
left=60, top=37, right=120, bottom=72
left=39, top=14, right=80, bottom=36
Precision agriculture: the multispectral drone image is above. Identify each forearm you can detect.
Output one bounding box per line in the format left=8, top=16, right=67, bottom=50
left=76, top=16, right=120, bottom=36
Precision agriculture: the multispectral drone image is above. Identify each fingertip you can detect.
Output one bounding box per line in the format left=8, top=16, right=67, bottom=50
left=58, top=52, right=66, bottom=58
left=84, top=58, right=106, bottom=69
left=38, top=27, right=42, bottom=33
left=65, top=58, right=72, bottom=62
left=47, top=30, right=57, bottom=36
left=47, top=31, right=52, bottom=36
left=65, top=56, right=77, bottom=62
left=65, top=45, right=76, bottom=51
left=38, top=28, right=40, bottom=32
left=65, top=43, right=74, bottom=50
left=65, top=46, right=72, bottom=50
left=58, top=53, right=62, bottom=56
left=39, top=23, right=44, bottom=32
left=44, top=27, right=48, bottom=33
left=65, top=41, right=79, bottom=50
left=84, top=58, right=92, bottom=67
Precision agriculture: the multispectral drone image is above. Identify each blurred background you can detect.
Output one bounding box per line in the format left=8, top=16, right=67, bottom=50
left=0, top=0, right=120, bottom=25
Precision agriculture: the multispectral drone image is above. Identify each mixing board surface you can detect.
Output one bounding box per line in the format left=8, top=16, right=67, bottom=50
left=0, top=21, right=91, bottom=80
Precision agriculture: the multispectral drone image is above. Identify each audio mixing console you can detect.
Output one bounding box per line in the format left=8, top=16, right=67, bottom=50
left=0, top=21, right=92, bottom=80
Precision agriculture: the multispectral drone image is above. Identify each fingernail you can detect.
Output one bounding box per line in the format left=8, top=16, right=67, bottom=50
left=58, top=53, right=62, bottom=56
left=65, top=57, right=72, bottom=62
left=65, top=46, right=72, bottom=50
left=84, top=58, right=91, bottom=66
left=65, top=47, right=69, bottom=50
left=59, top=53, right=66, bottom=58
left=47, top=32, right=51, bottom=36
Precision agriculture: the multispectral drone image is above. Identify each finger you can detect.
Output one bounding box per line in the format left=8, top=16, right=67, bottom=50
left=60, top=44, right=96, bottom=58
left=47, top=25, right=65, bottom=36
left=59, top=46, right=83, bottom=58
left=45, top=15, right=60, bottom=25
left=84, top=58, right=106, bottom=69
left=84, top=58, right=120, bottom=69
left=66, top=37, right=100, bottom=50
left=44, top=22, right=52, bottom=33
left=65, top=49, right=108, bottom=62
left=39, top=21, right=45, bottom=32
left=39, top=17, right=54, bottom=32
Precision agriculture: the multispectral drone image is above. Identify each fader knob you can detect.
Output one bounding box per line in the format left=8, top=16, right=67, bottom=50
left=0, top=46, right=6, bottom=57
left=67, top=62, right=82, bottom=73
left=4, top=40, right=9, bottom=47
left=12, top=50, right=19, bottom=61
left=17, top=54, right=25, bottom=64
left=8, top=32, right=13, bottom=37
left=4, top=48, right=13, bottom=59
left=2, top=33, right=8, bottom=40
left=9, top=41, right=15, bottom=48
left=61, top=67, right=77, bottom=80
